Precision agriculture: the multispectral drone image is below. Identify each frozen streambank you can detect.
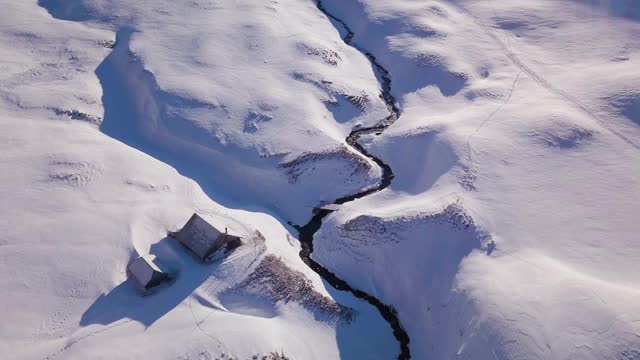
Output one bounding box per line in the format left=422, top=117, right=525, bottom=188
left=292, top=1, right=410, bottom=359
left=90, top=1, right=414, bottom=357
left=307, top=1, right=640, bottom=359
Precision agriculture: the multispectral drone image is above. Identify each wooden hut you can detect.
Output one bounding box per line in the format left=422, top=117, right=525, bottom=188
left=127, top=254, right=170, bottom=293
left=170, top=213, right=242, bottom=261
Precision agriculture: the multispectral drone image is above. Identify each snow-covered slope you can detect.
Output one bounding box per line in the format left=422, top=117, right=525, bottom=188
left=0, top=1, right=400, bottom=359
left=37, top=0, right=395, bottom=224
left=313, top=0, right=640, bottom=359
left=2, top=0, right=639, bottom=359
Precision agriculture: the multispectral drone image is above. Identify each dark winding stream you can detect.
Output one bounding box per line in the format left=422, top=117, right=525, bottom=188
left=291, top=2, right=411, bottom=359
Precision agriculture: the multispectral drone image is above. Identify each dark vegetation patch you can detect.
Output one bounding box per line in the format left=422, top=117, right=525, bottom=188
left=280, top=147, right=370, bottom=184
left=297, top=43, right=342, bottom=66
left=340, top=203, right=480, bottom=246
left=53, top=108, right=101, bottom=124
left=227, top=255, right=355, bottom=323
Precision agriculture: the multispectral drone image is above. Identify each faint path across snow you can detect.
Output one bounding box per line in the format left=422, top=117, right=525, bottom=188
left=459, top=3, right=640, bottom=150
left=186, top=226, right=266, bottom=355
left=465, top=71, right=521, bottom=180
left=45, top=319, right=135, bottom=360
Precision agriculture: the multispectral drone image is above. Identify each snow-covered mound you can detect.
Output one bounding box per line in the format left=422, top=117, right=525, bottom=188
left=314, top=202, right=487, bottom=359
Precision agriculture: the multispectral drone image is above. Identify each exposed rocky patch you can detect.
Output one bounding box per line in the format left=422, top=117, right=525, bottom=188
left=343, top=91, right=369, bottom=110
left=96, top=39, right=115, bottom=49
left=324, top=90, right=370, bottom=123
left=47, top=158, right=102, bottom=187
left=324, top=92, right=369, bottom=112
left=292, top=71, right=371, bottom=114
left=339, top=203, right=481, bottom=247
left=426, top=4, right=448, bottom=18
left=53, top=108, right=102, bottom=124
left=125, top=178, right=171, bottom=192
left=297, top=43, right=342, bottom=66
left=177, top=349, right=291, bottom=360
left=243, top=111, right=273, bottom=133
left=280, top=146, right=370, bottom=184
left=458, top=165, right=477, bottom=191
left=189, top=1, right=224, bottom=11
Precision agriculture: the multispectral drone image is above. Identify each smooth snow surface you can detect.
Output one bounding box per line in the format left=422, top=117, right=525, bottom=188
left=1, top=0, right=639, bottom=359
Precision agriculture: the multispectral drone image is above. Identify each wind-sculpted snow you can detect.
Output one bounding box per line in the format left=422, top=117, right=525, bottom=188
left=320, top=0, right=473, bottom=101
left=0, top=1, right=400, bottom=359
left=280, top=147, right=373, bottom=186
left=314, top=202, right=487, bottom=359
left=47, top=158, right=103, bottom=188
left=38, top=0, right=391, bottom=224
left=360, top=127, right=459, bottom=194
left=314, top=0, right=640, bottom=359
left=92, top=27, right=383, bottom=224
left=0, top=5, right=109, bottom=125
left=610, top=91, right=640, bottom=125
left=2, top=0, right=640, bottom=359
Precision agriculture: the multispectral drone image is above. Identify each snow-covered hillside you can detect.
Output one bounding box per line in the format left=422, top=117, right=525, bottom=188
left=1, top=0, right=639, bottom=359
left=37, top=0, right=396, bottom=225
left=313, top=0, right=640, bottom=359
left=0, top=1, right=398, bottom=359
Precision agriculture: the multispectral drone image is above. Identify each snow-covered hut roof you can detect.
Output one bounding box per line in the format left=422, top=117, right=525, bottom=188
left=127, top=254, right=168, bottom=291
left=171, top=213, right=242, bottom=261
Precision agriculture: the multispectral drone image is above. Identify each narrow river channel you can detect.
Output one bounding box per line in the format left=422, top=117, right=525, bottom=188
left=292, top=2, right=411, bottom=359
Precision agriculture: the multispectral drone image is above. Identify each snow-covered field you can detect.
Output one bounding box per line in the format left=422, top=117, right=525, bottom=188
left=1, top=0, right=639, bottom=359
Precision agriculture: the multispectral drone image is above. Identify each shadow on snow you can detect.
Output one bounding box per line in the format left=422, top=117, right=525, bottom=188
left=80, top=237, right=217, bottom=327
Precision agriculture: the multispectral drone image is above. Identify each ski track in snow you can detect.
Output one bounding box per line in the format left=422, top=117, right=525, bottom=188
left=42, top=207, right=262, bottom=358
left=190, top=237, right=263, bottom=334
left=466, top=71, right=522, bottom=172
left=45, top=241, right=262, bottom=359
left=459, top=3, right=640, bottom=150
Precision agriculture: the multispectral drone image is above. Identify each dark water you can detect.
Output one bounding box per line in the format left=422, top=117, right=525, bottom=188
left=291, top=2, right=411, bottom=359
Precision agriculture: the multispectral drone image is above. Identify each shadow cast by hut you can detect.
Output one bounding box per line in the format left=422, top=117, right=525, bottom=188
left=79, top=237, right=218, bottom=328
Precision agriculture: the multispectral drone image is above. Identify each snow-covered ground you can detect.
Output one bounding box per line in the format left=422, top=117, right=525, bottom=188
left=0, top=1, right=398, bottom=359
left=1, top=0, right=639, bottom=359
left=313, top=0, right=640, bottom=359
left=37, top=0, right=394, bottom=225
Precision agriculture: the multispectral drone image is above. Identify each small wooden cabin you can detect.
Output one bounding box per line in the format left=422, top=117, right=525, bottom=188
left=170, top=213, right=242, bottom=261
left=127, top=254, right=170, bottom=293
